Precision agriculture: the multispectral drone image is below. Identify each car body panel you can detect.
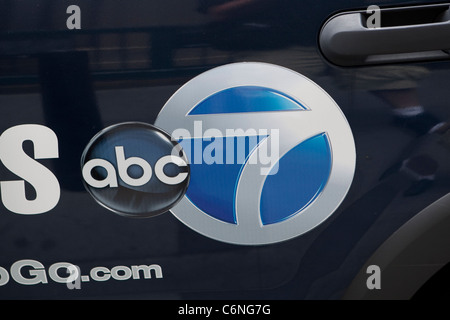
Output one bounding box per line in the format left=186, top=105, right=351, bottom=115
left=0, top=0, right=449, bottom=299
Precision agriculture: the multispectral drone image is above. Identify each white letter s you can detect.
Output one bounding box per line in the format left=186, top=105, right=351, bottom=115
left=0, top=124, right=60, bottom=214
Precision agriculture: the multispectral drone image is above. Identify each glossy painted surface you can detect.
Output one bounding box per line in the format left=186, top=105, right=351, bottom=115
left=0, top=0, right=449, bottom=299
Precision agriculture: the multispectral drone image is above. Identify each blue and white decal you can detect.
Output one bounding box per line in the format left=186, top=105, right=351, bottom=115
left=155, top=62, right=356, bottom=245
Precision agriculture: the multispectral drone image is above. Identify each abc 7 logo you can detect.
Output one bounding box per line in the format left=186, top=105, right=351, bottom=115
left=80, top=63, right=355, bottom=246
left=155, top=63, right=356, bottom=245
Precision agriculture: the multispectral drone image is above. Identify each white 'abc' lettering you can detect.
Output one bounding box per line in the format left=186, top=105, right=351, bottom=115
left=0, top=125, right=60, bottom=215
left=82, top=146, right=188, bottom=188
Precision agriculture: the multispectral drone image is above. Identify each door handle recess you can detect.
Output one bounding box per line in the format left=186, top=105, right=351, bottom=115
left=319, top=4, right=450, bottom=66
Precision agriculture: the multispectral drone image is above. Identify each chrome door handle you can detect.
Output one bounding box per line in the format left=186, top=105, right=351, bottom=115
left=319, top=4, right=450, bottom=66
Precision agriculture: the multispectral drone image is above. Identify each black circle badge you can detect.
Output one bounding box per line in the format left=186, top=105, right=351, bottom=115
left=81, top=122, right=190, bottom=218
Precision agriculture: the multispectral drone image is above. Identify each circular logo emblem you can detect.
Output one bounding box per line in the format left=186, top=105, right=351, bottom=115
left=155, top=62, right=356, bottom=245
left=81, top=122, right=190, bottom=218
